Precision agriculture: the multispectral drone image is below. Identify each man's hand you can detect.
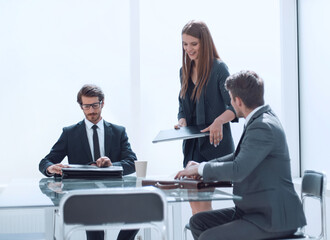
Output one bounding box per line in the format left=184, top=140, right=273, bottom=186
left=94, top=157, right=112, bottom=167
left=47, top=163, right=69, bottom=175
left=175, top=161, right=200, bottom=179
left=186, top=160, right=199, bottom=168
left=47, top=182, right=63, bottom=193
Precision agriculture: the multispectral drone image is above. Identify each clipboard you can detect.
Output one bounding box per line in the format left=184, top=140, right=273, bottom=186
left=152, top=126, right=209, bottom=143
left=61, top=165, right=123, bottom=179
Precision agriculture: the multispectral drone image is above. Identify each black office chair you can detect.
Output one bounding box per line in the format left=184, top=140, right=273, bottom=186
left=183, top=222, right=191, bottom=240
left=184, top=170, right=327, bottom=240
left=58, top=186, right=167, bottom=240
left=270, top=170, right=327, bottom=240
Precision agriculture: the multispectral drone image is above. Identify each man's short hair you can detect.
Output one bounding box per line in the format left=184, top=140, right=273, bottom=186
left=225, top=70, right=264, bottom=109
left=77, top=84, right=105, bottom=105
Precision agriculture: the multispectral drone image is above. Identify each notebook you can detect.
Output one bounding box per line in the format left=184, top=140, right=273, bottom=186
left=61, top=165, right=123, bottom=179
left=152, top=125, right=209, bottom=143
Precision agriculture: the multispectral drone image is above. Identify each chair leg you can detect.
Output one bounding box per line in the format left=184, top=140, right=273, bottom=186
left=183, top=223, right=191, bottom=240
left=183, top=227, right=188, bottom=240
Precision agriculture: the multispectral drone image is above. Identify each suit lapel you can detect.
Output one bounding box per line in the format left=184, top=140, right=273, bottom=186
left=196, top=86, right=206, bottom=147
left=196, top=86, right=206, bottom=125
left=234, top=127, right=247, bottom=157
left=104, top=121, right=113, bottom=156
left=246, top=105, right=271, bottom=128
left=196, top=59, right=216, bottom=126
left=234, top=105, right=271, bottom=157
left=78, top=120, right=93, bottom=162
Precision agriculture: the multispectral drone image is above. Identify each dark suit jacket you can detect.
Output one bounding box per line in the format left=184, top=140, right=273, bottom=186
left=178, top=59, right=236, bottom=160
left=203, top=105, right=306, bottom=232
left=39, top=120, right=137, bottom=176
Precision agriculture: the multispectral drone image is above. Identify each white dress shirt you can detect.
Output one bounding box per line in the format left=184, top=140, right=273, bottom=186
left=244, top=105, right=264, bottom=128
left=84, top=118, right=105, bottom=160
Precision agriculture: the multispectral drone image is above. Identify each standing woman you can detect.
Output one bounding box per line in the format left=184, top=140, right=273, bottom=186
left=176, top=20, right=237, bottom=214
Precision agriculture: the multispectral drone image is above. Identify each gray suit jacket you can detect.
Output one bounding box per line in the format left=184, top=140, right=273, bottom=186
left=203, top=105, right=306, bottom=232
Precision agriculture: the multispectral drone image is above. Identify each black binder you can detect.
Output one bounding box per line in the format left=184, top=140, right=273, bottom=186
left=61, top=165, right=123, bottom=179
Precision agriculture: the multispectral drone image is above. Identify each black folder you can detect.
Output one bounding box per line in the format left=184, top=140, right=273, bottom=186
left=61, top=165, right=123, bottom=179
left=152, top=126, right=209, bottom=143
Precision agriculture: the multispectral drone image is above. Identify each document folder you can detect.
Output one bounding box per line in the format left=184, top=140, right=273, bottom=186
left=61, top=165, right=123, bottom=179
left=142, top=179, right=232, bottom=190
left=152, top=125, right=209, bottom=143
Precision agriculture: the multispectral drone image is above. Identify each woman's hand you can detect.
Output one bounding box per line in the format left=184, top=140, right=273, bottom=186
left=201, top=117, right=224, bottom=147
left=174, top=118, right=187, bottom=129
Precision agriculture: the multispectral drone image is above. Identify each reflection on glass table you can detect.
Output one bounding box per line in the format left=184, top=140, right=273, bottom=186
left=38, top=176, right=241, bottom=206
left=0, top=176, right=240, bottom=240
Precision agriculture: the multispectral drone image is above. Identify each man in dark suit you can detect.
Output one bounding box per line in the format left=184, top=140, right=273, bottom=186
left=175, top=70, right=306, bottom=240
left=39, top=84, right=138, bottom=240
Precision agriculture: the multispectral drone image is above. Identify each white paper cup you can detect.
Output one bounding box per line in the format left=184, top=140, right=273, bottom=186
left=135, top=161, right=148, bottom=178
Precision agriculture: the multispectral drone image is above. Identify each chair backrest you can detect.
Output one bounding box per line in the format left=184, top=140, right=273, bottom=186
left=302, top=170, right=325, bottom=198
left=58, top=186, right=167, bottom=240
left=301, top=170, right=327, bottom=240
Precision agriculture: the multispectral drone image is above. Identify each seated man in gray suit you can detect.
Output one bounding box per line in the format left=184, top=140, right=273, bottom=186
left=175, top=70, right=306, bottom=240
left=39, top=84, right=138, bottom=240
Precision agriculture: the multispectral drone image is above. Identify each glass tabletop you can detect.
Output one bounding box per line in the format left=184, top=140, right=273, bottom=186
left=0, top=176, right=241, bottom=209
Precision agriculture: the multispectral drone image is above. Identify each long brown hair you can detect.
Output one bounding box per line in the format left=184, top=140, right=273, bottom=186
left=180, top=20, right=220, bottom=101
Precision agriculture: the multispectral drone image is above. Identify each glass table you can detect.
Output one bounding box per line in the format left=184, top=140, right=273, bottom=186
left=0, top=176, right=241, bottom=239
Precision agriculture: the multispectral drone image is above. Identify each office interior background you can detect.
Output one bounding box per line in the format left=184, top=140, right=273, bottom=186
left=0, top=0, right=329, bottom=238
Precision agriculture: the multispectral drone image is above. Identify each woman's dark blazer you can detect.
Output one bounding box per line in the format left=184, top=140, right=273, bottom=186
left=178, top=59, right=236, bottom=161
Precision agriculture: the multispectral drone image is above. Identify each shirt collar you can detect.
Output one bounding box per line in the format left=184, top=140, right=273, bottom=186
left=245, top=105, right=264, bottom=127
left=84, top=118, right=104, bottom=129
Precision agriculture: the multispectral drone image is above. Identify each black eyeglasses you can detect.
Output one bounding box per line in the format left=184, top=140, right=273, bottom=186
left=81, top=101, right=102, bottom=110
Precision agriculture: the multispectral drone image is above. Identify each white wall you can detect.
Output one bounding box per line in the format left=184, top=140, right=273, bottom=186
left=0, top=0, right=132, bottom=182
left=0, top=0, right=284, bottom=182
left=279, top=0, right=300, bottom=177
left=298, top=0, right=330, bottom=176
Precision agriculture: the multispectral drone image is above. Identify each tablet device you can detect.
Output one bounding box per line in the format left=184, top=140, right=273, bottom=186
left=62, top=165, right=123, bottom=179
left=152, top=126, right=209, bottom=143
